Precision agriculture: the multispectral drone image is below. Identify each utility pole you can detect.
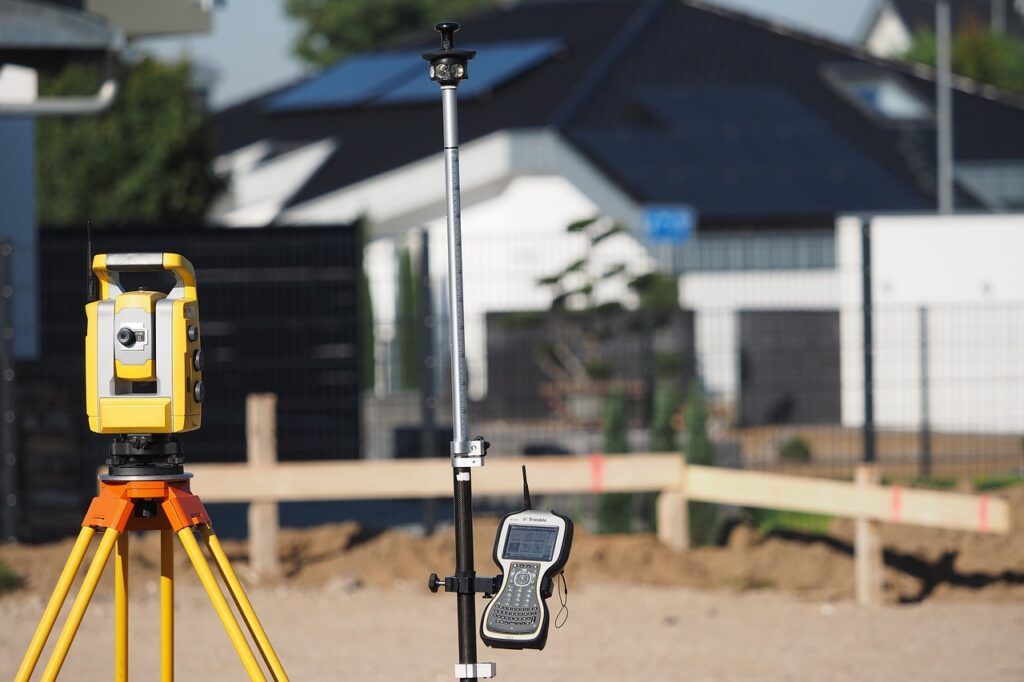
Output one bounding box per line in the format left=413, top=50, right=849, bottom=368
left=936, top=0, right=954, bottom=214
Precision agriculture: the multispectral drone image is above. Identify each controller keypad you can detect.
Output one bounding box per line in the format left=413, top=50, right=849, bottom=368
left=487, top=562, right=541, bottom=634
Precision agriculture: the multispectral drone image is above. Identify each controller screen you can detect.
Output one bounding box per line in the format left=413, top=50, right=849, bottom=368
left=502, top=524, right=558, bottom=561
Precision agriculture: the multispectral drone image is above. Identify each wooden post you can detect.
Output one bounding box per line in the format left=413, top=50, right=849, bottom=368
left=246, top=393, right=281, bottom=582
left=854, top=463, right=883, bottom=605
left=656, top=460, right=690, bottom=551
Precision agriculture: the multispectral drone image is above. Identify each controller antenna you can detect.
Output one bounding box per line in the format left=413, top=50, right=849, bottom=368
left=522, top=465, right=532, bottom=510
left=86, top=221, right=98, bottom=304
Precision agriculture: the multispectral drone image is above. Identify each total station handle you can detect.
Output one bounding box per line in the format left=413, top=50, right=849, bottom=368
left=92, top=253, right=198, bottom=301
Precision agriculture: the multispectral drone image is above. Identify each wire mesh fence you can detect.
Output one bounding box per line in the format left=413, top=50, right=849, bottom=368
left=4, top=218, right=1023, bottom=540
left=364, top=221, right=1024, bottom=484
left=6, top=224, right=360, bottom=540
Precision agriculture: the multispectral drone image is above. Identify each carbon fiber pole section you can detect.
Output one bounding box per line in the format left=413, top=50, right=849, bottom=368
left=454, top=471, right=477, bottom=680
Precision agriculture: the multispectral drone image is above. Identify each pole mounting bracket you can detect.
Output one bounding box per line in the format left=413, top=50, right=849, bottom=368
left=451, top=436, right=488, bottom=468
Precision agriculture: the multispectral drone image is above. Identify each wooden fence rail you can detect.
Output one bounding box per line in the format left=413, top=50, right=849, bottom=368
left=182, top=395, right=1012, bottom=605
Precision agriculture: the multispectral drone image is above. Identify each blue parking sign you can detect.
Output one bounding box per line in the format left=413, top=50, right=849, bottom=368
left=643, top=205, right=695, bottom=245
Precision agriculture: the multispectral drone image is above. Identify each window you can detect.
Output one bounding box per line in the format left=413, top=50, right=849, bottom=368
left=823, top=64, right=931, bottom=124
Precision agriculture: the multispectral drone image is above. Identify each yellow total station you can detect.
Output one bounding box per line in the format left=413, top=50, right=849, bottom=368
left=85, top=253, right=204, bottom=434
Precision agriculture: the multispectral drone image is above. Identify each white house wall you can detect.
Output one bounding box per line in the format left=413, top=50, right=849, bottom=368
left=214, top=139, right=336, bottom=227
left=863, top=1, right=912, bottom=57
left=837, top=214, right=1024, bottom=434
left=679, top=269, right=840, bottom=402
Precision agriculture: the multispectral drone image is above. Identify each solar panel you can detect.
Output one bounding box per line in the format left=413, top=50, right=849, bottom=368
left=268, top=38, right=564, bottom=112
left=267, top=51, right=421, bottom=112
left=570, top=86, right=929, bottom=216
left=376, top=39, right=563, bottom=104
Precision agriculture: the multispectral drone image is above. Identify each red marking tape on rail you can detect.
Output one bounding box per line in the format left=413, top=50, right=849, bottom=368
left=589, top=454, right=604, bottom=493
left=890, top=485, right=903, bottom=522
left=979, top=494, right=990, bottom=533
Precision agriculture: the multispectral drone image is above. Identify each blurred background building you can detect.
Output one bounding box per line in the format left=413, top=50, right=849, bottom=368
left=4, top=0, right=1024, bottom=540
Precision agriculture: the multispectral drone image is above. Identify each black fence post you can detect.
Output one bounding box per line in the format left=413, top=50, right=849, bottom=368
left=860, top=218, right=876, bottom=465
left=0, top=239, right=18, bottom=542
left=919, top=305, right=932, bottom=478
left=418, top=228, right=438, bottom=533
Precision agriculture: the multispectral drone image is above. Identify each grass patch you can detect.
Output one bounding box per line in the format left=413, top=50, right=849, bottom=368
left=907, top=476, right=959, bottom=490
left=725, top=575, right=776, bottom=591
left=973, top=474, right=1024, bottom=491
left=745, top=508, right=832, bottom=536
left=0, top=560, right=22, bottom=595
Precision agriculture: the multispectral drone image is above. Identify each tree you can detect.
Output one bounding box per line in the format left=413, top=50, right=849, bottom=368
left=357, top=217, right=376, bottom=393
left=36, top=58, right=224, bottom=225
left=904, top=27, right=1024, bottom=93
left=396, top=244, right=420, bottom=390
left=683, top=381, right=718, bottom=546
left=650, top=383, right=679, bottom=453
left=285, top=0, right=496, bottom=68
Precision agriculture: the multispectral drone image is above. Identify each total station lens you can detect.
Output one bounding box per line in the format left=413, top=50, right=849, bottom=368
left=116, top=327, right=136, bottom=347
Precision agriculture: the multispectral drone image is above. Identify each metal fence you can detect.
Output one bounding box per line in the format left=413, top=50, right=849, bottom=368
left=363, top=221, right=1024, bottom=482
left=3, top=224, right=361, bottom=541
left=4, top=218, right=1024, bottom=541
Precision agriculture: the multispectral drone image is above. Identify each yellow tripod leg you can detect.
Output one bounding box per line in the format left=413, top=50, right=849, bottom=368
left=14, top=526, right=96, bottom=682
left=115, top=532, right=129, bottom=681
left=177, top=527, right=265, bottom=681
left=161, top=528, right=174, bottom=682
left=40, top=526, right=120, bottom=682
left=200, top=525, right=289, bottom=682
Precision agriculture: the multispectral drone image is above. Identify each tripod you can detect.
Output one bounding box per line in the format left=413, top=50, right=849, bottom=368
left=15, top=454, right=288, bottom=681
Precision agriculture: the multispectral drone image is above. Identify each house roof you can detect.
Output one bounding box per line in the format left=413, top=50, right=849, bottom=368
left=0, top=0, right=118, bottom=51
left=215, top=0, right=1024, bottom=222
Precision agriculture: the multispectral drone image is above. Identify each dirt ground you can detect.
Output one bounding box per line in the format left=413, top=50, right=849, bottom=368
left=2, top=486, right=1023, bottom=679
left=2, top=584, right=1022, bottom=681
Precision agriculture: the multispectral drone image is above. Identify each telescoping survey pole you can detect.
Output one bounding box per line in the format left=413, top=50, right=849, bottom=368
left=423, top=22, right=495, bottom=682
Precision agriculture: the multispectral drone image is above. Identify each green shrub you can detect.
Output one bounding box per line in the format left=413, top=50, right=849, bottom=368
left=396, top=246, right=419, bottom=390
left=597, top=389, right=632, bottom=533
left=684, top=382, right=718, bottom=545
left=746, top=508, right=832, bottom=536
left=777, top=436, right=812, bottom=463
left=908, top=476, right=958, bottom=490
left=974, top=474, right=1024, bottom=491
left=0, top=560, right=22, bottom=595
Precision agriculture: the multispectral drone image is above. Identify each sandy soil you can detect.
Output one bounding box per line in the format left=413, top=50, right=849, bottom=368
left=6, top=486, right=1023, bottom=607
left=2, top=486, right=1022, bottom=679
left=2, top=583, right=1022, bottom=681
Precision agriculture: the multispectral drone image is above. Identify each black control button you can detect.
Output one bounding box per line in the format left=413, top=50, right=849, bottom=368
left=188, top=325, right=199, bottom=342
left=193, top=349, right=205, bottom=371
left=193, top=380, right=206, bottom=403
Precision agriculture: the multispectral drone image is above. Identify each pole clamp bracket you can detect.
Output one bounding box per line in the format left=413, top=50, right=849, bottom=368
left=451, top=436, right=488, bottom=468
left=454, top=662, right=495, bottom=679
left=428, top=572, right=501, bottom=598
